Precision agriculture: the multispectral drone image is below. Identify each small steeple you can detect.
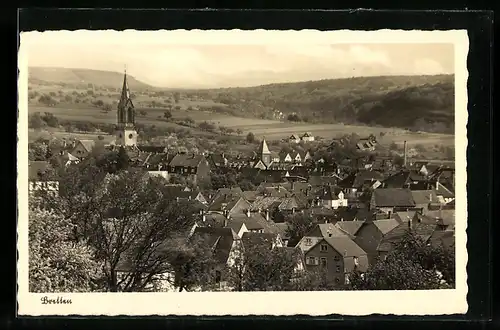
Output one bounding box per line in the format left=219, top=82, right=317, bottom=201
left=117, top=67, right=134, bottom=126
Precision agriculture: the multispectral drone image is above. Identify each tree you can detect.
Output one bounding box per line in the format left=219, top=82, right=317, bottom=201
left=117, top=146, right=130, bottom=171
left=41, top=112, right=59, bottom=127
left=43, top=166, right=200, bottom=292
left=163, top=110, right=172, bottom=120
left=228, top=243, right=300, bottom=291
left=173, top=92, right=180, bottom=103
left=246, top=132, right=256, bottom=143
left=29, top=112, right=45, bottom=130
left=236, top=128, right=243, bottom=136
left=139, top=110, right=147, bottom=117
left=29, top=204, right=103, bottom=292
left=28, top=142, right=48, bottom=161
left=285, top=212, right=315, bottom=247
left=348, top=232, right=455, bottom=290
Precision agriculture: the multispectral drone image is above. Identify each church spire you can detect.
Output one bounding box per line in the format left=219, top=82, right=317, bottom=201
left=117, top=68, right=134, bottom=126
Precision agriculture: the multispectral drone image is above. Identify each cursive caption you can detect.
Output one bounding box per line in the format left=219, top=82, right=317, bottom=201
left=41, top=296, right=72, bottom=304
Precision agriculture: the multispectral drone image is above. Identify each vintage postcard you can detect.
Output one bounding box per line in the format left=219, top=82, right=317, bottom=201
left=17, top=29, right=468, bottom=316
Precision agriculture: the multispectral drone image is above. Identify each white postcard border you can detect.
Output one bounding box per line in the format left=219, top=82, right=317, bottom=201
left=17, top=29, right=469, bottom=316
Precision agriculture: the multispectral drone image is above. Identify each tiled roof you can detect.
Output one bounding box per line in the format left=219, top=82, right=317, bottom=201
left=314, top=223, right=348, bottom=238
left=394, top=211, right=417, bottom=223
left=383, top=170, right=426, bottom=188
left=321, top=236, right=367, bottom=257
left=204, top=213, right=228, bottom=226
left=418, top=209, right=455, bottom=227
left=335, top=221, right=365, bottom=237
left=242, top=232, right=279, bottom=250
left=229, top=213, right=265, bottom=231
left=275, top=222, right=291, bottom=239
left=208, top=195, right=246, bottom=213
left=249, top=196, right=281, bottom=211
left=240, top=190, right=258, bottom=202
left=257, top=139, right=271, bottom=155
left=193, top=227, right=238, bottom=264
left=372, top=188, right=416, bottom=207
left=169, top=153, right=206, bottom=167
left=377, top=222, right=437, bottom=252
left=372, top=218, right=401, bottom=235
left=411, top=190, right=439, bottom=205
left=338, top=170, right=384, bottom=189
left=77, top=139, right=95, bottom=153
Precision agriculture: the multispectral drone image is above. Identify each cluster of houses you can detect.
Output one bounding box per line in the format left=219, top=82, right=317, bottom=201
left=27, top=72, right=455, bottom=291
left=28, top=135, right=456, bottom=290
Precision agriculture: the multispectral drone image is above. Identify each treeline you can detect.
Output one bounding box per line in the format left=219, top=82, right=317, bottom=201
left=203, top=75, right=455, bottom=133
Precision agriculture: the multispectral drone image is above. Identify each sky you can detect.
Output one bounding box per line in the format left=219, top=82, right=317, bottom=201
left=22, top=30, right=455, bottom=89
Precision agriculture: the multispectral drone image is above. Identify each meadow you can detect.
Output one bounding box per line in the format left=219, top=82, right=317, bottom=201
left=28, top=104, right=454, bottom=150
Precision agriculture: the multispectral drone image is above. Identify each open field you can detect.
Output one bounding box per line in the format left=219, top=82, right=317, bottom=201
left=28, top=128, right=116, bottom=144
left=29, top=105, right=455, bottom=149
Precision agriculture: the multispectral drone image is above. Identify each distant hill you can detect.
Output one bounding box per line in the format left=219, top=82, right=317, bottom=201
left=188, top=74, right=455, bottom=133
left=28, top=67, right=155, bottom=91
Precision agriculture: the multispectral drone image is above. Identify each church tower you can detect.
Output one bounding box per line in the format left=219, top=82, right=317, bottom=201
left=258, top=137, right=272, bottom=167
left=115, top=69, right=138, bottom=147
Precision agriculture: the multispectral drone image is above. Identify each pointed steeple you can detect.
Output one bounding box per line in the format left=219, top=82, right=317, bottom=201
left=258, top=137, right=271, bottom=155
left=117, top=68, right=134, bottom=126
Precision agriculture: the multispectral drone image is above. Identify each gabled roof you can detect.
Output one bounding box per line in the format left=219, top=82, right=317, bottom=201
left=376, top=222, right=437, bottom=252
left=208, top=195, right=247, bottom=213
left=411, top=190, right=439, bottom=205
left=242, top=232, right=279, bottom=250
left=372, top=188, right=416, bottom=207
left=317, top=236, right=367, bottom=257
left=313, top=223, right=348, bottom=238
left=335, top=221, right=365, bottom=237
left=289, top=134, right=300, bottom=140
left=383, top=170, right=426, bottom=188
left=338, top=170, right=384, bottom=189
left=229, top=213, right=265, bottom=231
left=76, top=139, right=95, bottom=153
left=169, top=153, right=206, bottom=167
left=192, top=227, right=238, bottom=264
left=249, top=196, right=281, bottom=211
left=436, top=182, right=455, bottom=198
left=212, top=187, right=243, bottom=201
left=417, top=209, right=455, bottom=227
left=372, top=218, right=401, bottom=235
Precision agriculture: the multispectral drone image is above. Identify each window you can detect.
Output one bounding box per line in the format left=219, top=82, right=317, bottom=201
left=333, top=255, right=340, bottom=261
left=320, top=244, right=328, bottom=252
left=335, top=278, right=340, bottom=284
left=336, top=265, right=341, bottom=273
left=305, top=238, right=312, bottom=246
left=191, top=167, right=196, bottom=173
left=320, top=257, right=327, bottom=267
left=306, top=257, right=315, bottom=265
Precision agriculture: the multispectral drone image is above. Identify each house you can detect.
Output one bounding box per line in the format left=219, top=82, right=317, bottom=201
left=207, top=194, right=251, bottom=219
left=308, top=175, right=340, bottom=187
left=291, top=151, right=303, bottom=164
left=253, top=159, right=268, bottom=170
left=304, top=236, right=368, bottom=285
left=376, top=219, right=437, bottom=259
left=168, top=153, right=211, bottom=183
left=289, top=134, right=301, bottom=144
left=313, top=185, right=348, bottom=209
left=225, top=219, right=249, bottom=238
left=71, top=139, right=96, bottom=159
left=356, top=136, right=377, bottom=151
left=191, top=226, right=243, bottom=288
left=353, top=218, right=401, bottom=265
left=296, top=223, right=348, bottom=254
left=334, top=220, right=365, bottom=238
left=382, top=170, right=428, bottom=190
left=338, top=170, right=385, bottom=197
left=411, top=190, right=440, bottom=214
left=435, top=181, right=455, bottom=204
left=280, top=151, right=293, bottom=163
left=275, top=222, right=292, bottom=246
left=370, top=188, right=417, bottom=215
left=241, top=232, right=284, bottom=250
left=308, top=207, right=338, bottom=224
left=414, top=209, right=455, bottom=231
left=28, top=161, right=59, bottom=197
left=208, top=152, right=229, bottom=168
left=211, top=187, right=243, bottom=202
left=270, top=151, right=281, bottom=164
left=300, top=132, right=315, bottom=142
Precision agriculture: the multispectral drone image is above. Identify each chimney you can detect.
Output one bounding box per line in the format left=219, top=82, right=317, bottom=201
left=202, top=214, right=206, bottom=222
left=247, top=208, right=251, bottom=217
left=429, top=192, right=433, bottom=203
left=266, top=210, right=269, bottom=221
left=341, top=218, right=344, bottom=222
left=403, top=141, right=408, bottom=168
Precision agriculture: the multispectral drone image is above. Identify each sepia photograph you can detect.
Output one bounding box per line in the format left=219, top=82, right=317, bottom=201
left=17, top=29, right=468, bottom=316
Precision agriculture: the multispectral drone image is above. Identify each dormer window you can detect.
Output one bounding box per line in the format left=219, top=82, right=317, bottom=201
left=320, top=244, right=328, bottom=252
